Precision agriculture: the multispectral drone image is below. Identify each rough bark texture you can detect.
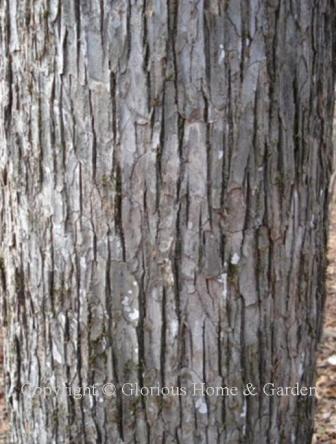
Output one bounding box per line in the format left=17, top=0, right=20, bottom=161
left=0, top=1, right=335, bottom=443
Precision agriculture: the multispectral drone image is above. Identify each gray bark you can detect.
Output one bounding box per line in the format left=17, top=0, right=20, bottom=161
left=0, top=0, right=335, bottom=443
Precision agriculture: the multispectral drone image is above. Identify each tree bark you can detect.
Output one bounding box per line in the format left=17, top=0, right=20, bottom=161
left=0, top=1, right=335, bottom=443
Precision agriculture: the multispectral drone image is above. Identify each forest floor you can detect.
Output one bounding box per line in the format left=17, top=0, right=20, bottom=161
left=0, top=208, right=336, bottom=442
left=0, top=330, right=7, bottom=441
left=314, top=199, right=336, bottom=443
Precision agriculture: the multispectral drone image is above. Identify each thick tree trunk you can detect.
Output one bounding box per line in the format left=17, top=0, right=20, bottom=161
left=0, top=1, right=335, bottom=443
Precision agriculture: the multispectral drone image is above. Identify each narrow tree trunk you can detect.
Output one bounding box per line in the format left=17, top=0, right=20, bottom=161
left=0, top=1, right=335, bottom=443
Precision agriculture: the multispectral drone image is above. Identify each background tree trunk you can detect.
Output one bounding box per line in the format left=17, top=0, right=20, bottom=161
left=0, top=1, right=335, bottom=443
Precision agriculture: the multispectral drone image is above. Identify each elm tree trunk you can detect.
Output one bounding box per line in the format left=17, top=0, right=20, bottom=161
left=0, top=0, right=335, bottom=443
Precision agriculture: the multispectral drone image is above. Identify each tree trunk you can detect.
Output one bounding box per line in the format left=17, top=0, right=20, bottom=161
left=0, top=1, right=335, bottom=443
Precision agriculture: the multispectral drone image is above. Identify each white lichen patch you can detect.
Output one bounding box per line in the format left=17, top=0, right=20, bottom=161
left=220, top=272, right=228, bottom=300
left=129, top=308, right=139, bottom=322
left=170, top=320, right=179, bottom=337
left=101, top=337, right=107, bottom=350
left=240, top=399, right=247, bottom=418
left=231, top=253, right=240, bottom=265
left=218, top=44, right=225, bottom=64
left=195, top=398, right=208, bottom=415
left=80, top=257, right=87, bottom=270
left=217, top=273, right=228, bottom=300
